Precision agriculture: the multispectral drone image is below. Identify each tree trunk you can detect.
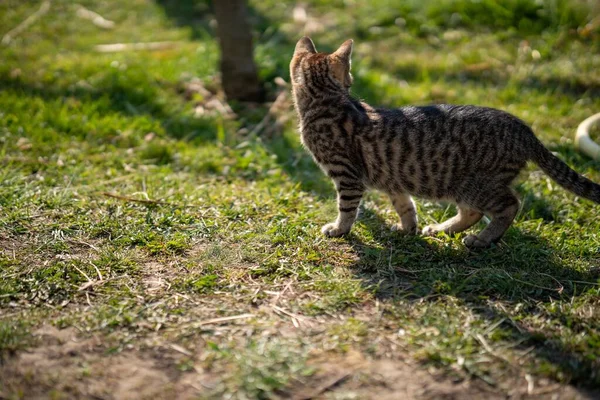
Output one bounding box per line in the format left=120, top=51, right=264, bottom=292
left=213, top=0, right=264, bottom=102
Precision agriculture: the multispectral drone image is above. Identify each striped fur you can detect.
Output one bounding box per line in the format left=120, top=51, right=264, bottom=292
left=291, top=37, right=600, bottom=248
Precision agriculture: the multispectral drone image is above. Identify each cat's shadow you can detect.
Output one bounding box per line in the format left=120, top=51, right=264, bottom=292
left=342, top=204, right=600, bottom=390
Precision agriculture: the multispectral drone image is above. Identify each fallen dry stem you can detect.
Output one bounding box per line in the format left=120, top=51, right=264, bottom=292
left=2, top=1, right=51, bottom=45
left=94, top=41, right=179, bottom=53
left=76, top=5, right=115, bottom=29
left=176, top=313, right=255, bottom=330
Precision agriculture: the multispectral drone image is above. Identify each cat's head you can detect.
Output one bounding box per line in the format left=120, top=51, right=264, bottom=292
left=290, top=37, right=354, bottom=93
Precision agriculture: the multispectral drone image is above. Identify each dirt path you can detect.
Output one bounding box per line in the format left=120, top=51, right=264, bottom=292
left=1, top=325, right=593, bottom=400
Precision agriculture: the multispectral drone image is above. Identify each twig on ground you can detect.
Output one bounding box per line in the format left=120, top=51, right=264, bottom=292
left=537, top=272, right=564, bottom=294
left=271, top=305, right=312, bottom=328
left=176, top=314, right=255, bottom=330
left=473, top=333, right=516, bottom=369
left=525, top=374, right=535, bottom=395
left=168, top=343, right=193, bottom=357
left=383, top=335, right=409, bottom=350
left=270, top=280, right=295, bottom=305
left=72, top=263, right=93, bottom=284
left=94, top=41, right=179, bottom=53
left=67, top=239, right=100, bottom=252
left=503, top=271, right=560, bottom=292
left=482, top=318, right=506, bottom=336
left=2, top=1, right=51, bottom=45
left=77, top=276, right=121, bottom=292
left=172, top=293, right=200, bottom=306
left=76, top=5, right=115, bottom=29
left=90, top=262, right=103, bottom=281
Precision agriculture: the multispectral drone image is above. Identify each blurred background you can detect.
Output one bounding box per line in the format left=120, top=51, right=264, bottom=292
left=2, top=0, right=599, bottom=131
left=2, top=0, right=599, bottom=195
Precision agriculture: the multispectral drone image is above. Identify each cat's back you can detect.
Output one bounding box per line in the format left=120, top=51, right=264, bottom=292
left=357, top=103, right=535, bottom=195
left=374, top=104, right=533, bottom=157
left=379, top=104, right=526, bottom=129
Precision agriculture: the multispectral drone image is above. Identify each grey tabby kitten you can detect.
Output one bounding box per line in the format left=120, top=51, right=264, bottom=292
left=290, top=37, right=600, bottom=248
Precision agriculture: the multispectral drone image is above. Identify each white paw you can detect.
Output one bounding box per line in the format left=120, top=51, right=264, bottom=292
left=421, top=225, right=439, bottom=237
left=463, top=234, right=490, bottom=248
left=321, top=223, right=349, bottom=237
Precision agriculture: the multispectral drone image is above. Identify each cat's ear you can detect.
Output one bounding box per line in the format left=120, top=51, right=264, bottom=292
left=332, top=39, right=353, bottom=64
left=294, top=36, right=317, bottom=56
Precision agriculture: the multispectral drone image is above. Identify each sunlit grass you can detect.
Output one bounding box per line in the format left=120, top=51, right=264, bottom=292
left=1, top=0, right=599, bottom=397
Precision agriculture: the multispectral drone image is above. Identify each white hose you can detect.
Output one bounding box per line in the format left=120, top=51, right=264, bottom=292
left=575, top=113, right=600, bottom=160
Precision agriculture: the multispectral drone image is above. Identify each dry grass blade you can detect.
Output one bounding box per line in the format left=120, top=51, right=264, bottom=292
left=77, top=276, right=121, bottom=291
left=94, top=41, right=179, bottom=53
left=168, top=343, right=193, bottom=357
left=2, top=1, right=51, bottom=45
left=90, top=262, right=103, bottom=281
left=76, top=5, right=115, bottom=29
left=270, top=280, right=295, bottom=305
left=67, top=239, right=100, bottom=252
left=474, top=333, right=515, bottom=369
left=178, top=314, right=256, bottom=330
left=271, top=305, right=312, bottom=328
left=72, top=263, right=92, bottom=284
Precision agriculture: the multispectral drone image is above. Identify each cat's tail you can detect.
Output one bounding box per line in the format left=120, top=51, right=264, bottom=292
left=529, top=137, right=600, bottom=203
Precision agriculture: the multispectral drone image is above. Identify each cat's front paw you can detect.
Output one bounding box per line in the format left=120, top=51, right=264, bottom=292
left=421, top=225, right=439, bottom=237
left=321, top=223, right=349, bottom=237
left=463, top=234, right=490, bottom=249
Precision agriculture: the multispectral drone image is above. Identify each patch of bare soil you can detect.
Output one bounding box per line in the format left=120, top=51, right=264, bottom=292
left=0, top=326, right=208, bottom=400
left=2, top=262, right=596, bottom=400
left=1, top=324, right=593, bottom=400
left=140, top=241, right=208, bottom=292
left=141, top=260, right=174, bottom=295
left=292, top=350, right=594, bottom=400
left=291, top=351, right=495, bottom=400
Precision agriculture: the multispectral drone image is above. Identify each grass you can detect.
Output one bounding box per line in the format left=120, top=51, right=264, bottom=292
left=1, top=0, right=600, bottom=398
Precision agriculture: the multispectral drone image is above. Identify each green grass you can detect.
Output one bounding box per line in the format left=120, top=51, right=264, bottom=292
left=1, top=0, right=600, bottom=398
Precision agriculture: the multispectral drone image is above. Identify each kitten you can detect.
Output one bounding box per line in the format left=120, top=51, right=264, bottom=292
left=290, top=36, right=600, bottom=248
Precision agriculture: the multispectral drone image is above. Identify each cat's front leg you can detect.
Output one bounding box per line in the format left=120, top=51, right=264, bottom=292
left=322, top=180, right=365, bottom=237
left=389, top=193, right=418, bottom=234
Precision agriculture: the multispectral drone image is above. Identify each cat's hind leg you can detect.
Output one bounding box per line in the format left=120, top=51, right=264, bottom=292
left=389, top=193, right=418, bottom=234
left=463, top=188, right=519, bottom=248
left=422, top=206, right=482, bottom=237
